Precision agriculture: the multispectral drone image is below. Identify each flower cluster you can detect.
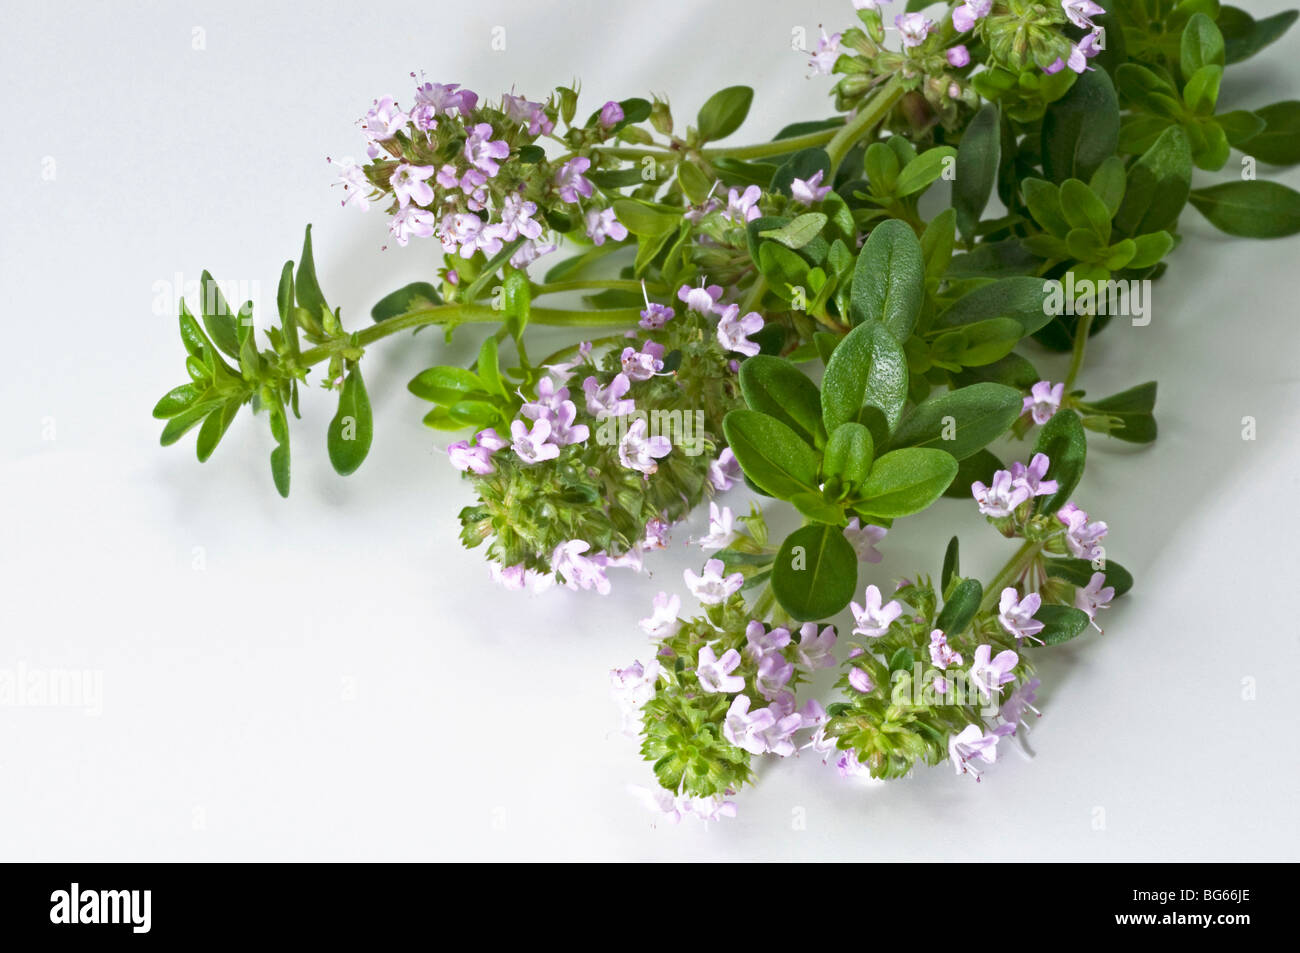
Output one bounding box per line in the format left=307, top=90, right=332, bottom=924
left=332, top=78, right=649, bottom=269
left=453, top=282, right=756, bottom=589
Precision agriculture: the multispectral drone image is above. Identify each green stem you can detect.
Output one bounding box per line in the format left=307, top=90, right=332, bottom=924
left=979, top=539, right=1043, bottom=612
left=825, top=76, right=906, bottom=172
left=295, top=305, right=640, bottom=367
left=700, top=127, right=840, bottom=160
left=533, top=278, right=663, bottom=296
left=534, top=333, right=629, bottom=370
left=1064, top=311, right=1094, bottom=391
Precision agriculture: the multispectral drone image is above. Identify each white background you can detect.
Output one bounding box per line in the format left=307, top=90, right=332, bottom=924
left=2, top=0, right=1297, bottom=861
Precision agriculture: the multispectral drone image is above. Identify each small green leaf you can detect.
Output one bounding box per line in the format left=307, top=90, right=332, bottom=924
left=722, top=409, right=821, bottom=500
left=1189, top=180, right=1300, bottom=237
left=935, top=578, right=982, bottom=636
left=921, top=208, right=957, bottom=278
left=941, top=536, right=960, bottom=592
left=408, top=366, right=484, bottom=405
left=932, top=277, right=1055, bottom=335
left=296, top=224, right=330, bottom=317
left=372, top=281, right=442, bottom=322
left=697, top=85, right=753, bottom=142
left=894, top=146, right=957, bottom=197
left=195, top=399, right=240, bottom=463
left=738, top=356, right=824, bottom=445
left=854, top=448, right=958, bottom=518
left=327, top=366, right=374, bottom=476
left=1114, top=126, right=1193, bottom=236
left=758, top=213, right=827, bottom=250
left=771, top=523, right=859, bottom=621
left=1031, top=409, right=1086, bottom=514
left=954, top=104, right=1001, bottom=241
left=1044, top=557, right=1134, bottom=597
left=1180, top=12, right=1226, bottom=79
left=1042, top=67, right=1120, bottom=183
left=850, top=219, right=925, bottom=340
left=821, top=319, right=909, bottom=439
left=1035, top=604, right=1091, bottom=645
left=1218, top=6, right=1298, bottom=64
left=822, top=422, right=875, bottom=492
left=890, top=383, right=1023, bottom=460
left=476, top=336, right=507, bottom=399
left=199, top=271, right=239, bottom=359
left=152, top=384, right=202, bottom=419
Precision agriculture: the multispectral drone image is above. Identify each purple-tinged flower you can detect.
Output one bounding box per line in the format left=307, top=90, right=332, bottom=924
left=682, top=793, right=738, bottom=822
left=684, top=195, right=724, bottom=223
left=698, top=502, right=736, bottom=551
left=808, top=29, right=842, bottom=76
left=790, top=169, right=832, bottom=205
left=389, top=206, right=437, bottom=246
left=489, top=562, right=554, bottom=592
left=620, top=341, right=666, bottom=381
left=548, top=400, right=589, bottom=446
left=447, top=440, right=496, bottom=475
left=463, top=123, right=510, bottom=176
left=330, top=158, right=372, bottom=211
left=435, top=164, right=459, bottom=189
left=390, top=163, right=436, bottom=208
left=510, top=417, right=560, bottom=463
left=599, top=100, right=625, bottom=128
left=521, top=375, right=570, bottom=416
left=361, top=97, right=408, bottom=150
left=835, top=749, right=875, bottom=779
left=1062, top=0, right=1105, bottom=30
left=582, top=373, right=634, bottom=418
left=1000, top=677, right=1042, bottom=731
left=684, top=558, right=744, bottom=604
left=757, top=707, right=806, bottom=757
left=929, top=629, right=963, bottom=669
left=618, top=418, right=672, bottom=474
left=851, top=584, right=903, bottom=638
left=552, top=539, right=612, bottom=594
left=972, top=468, right=1032, bottom=517
left=413, top=82, right=475, bottom=121
left=498, top=192, right=543, bottom=240
left=716, top=304, right=764, bottom=357
left=707, top=448, right=741, bottom=491
left=696, top=645, right=745, bottom=694
left=643, top=519, right=672, bottom=550
left=968, top=644, right=1019, bottom=700
left=610, top=659, right=661, bottom=732
left=1078, top=28, right=1105, bottom=59
left=948, top=723, right=999, bottom=778
left=843, top=518, right=887, bottom=563
left=952, top=0, right=992, bottom=32
left=1075, top=571, right=1114, bottom=623
left=756, top=653, right=795, bottom=700
left=896, top=12, right=935, bottom=48
left=501, top=93, right=553, bottom=135
left=544, top=342, right=592, bottom=382
left=677, top=282, right=725, bottom=316
left=849, top=665, right=874, bottom=694
left=1057, top=502, right=1108, bottom=559
left=794, top=622, right=837, bottom=671
left=724, top=694, right=777, bottom=754
left=475, top=427, right=509, bottom=451
left=1010, top=453, right=1059, bottom=499
left=640, top=592, right=681, bottom=639
left=723, top=185, right=762, bottom=224
left=744, top=620, right=791, bottom=662
left=509, top=238, right=557, bottom=269
left=584, top=206, right=628, bottom=246
left=554, top=156, right=594, bottom=203
left=853, top=0, right=893, bottom=9
left=947, top=44, right=972, bottom=68
left=437, top=211, right=483, bottom=256
left=639, top=302, right=674, bottom=330
left=998, top=588, right=1045, bottom=644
